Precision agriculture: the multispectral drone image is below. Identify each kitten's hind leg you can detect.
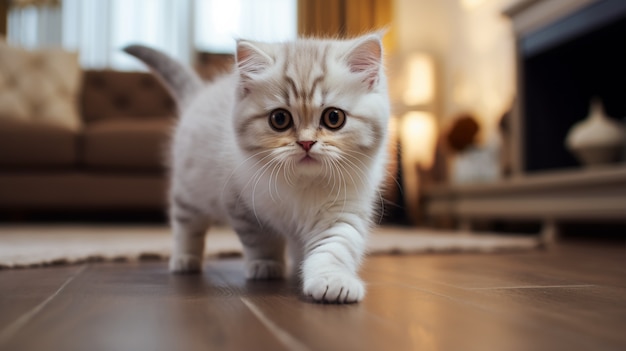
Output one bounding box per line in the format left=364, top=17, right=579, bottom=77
left=231, top=219, right=286, bottom=280
left=242, top=235, right=286, bottom=280
left=169, top=197, right=209, bottom=274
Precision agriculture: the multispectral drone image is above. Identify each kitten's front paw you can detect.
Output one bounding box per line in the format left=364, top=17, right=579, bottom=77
left=169, top=254, right=202, bottom=274
left=246, top=259, right=285, bottom=280
left=303, top=272, right=365, bottom=303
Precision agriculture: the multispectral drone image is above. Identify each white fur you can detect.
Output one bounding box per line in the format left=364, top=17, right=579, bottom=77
left=135, top=34, right=390, bottom=303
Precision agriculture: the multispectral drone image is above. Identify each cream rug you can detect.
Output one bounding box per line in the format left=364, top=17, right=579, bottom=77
left=0, top=225, right=541, bottom=269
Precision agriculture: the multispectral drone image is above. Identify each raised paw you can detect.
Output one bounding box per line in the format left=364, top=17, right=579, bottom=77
left=246, top=259, right=285, bottom=280
left=303, top=272, right=365, bottom=303
left=169, top=254, right=202, bottom=274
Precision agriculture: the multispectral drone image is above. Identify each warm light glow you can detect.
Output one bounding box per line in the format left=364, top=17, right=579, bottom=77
left=402, top=53, right=435, bottom=106
left=461, top=0, right=487, bottom=10
left=400, top=111, right=438, bottom=169
left=399, top=111, right=438, bottom=224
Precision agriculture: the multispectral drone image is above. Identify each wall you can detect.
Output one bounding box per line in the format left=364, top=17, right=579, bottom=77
left=394, top=0, right=449, bottom=55
left=392, top=0, right=516, bottom=142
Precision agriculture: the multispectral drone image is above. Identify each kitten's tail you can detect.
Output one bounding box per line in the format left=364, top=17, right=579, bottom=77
left=123, top=45, right=203, bottom=108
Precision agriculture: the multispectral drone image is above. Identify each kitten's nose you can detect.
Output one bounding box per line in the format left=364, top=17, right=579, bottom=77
left=297, top=140, right=317, bottom=152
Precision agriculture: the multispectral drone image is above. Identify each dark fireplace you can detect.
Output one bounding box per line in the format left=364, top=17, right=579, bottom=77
left=521, top=0, right=626, bottom=172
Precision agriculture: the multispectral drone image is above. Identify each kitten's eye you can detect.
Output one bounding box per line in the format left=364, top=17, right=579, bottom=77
left=269, top=109, right=293, bottom=132
left=321, top=107, right=346, bottom=130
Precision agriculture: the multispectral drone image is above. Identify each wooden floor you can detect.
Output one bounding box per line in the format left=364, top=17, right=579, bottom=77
left=0, top=241, right=624, bottom=351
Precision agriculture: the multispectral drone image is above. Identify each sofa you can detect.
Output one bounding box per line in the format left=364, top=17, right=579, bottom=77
left=0, top=68, right=176, bottom=212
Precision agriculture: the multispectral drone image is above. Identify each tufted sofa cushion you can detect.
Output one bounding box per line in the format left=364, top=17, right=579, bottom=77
left=81, top=70, right=176, bottom=122
left=0, top=118, right=77, bottom=167
left=82, top=117, right=174, bottom=171
left=0, top=43, right=82, bottom=131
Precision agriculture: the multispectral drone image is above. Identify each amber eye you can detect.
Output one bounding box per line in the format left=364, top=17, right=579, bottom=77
left=269, top=109, right=293, bottom=131
left=321, top=107, right=346, bottom=130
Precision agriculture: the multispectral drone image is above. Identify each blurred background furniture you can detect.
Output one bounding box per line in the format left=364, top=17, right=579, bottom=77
left=424, top=0, right=626, bottom=241
left=0, top=67, right=176, bottom=212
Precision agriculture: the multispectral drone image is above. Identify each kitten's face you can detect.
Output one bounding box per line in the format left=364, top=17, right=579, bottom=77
left=233, top=35, right=389, bottom=183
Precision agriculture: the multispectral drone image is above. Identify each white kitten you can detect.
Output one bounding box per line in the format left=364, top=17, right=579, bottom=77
left=125, top=33, right=390, bottom=303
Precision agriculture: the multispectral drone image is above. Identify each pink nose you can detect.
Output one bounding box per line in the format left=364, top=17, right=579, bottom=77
left=297, top=140, right=317, bottom=152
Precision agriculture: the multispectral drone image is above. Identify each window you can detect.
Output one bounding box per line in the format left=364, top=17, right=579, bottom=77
left=194, top=0, right=297, bottom=53
left=7, top=0, right=297, bottom=70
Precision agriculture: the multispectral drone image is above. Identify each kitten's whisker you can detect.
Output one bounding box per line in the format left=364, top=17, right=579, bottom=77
left=288, top=167, right=296, bottom=187
left=284, top=159, right=295, bottom=187
left=322, top=158, right=335, bottom=204
left=380, top=167, right=403, bottom=196
left=250, top=158, right=278, bottom=227
left=329, top=159, right=343, bottom=206
left=344, top=152, right=402, bottom=193
left=348, top=150, right=376, bottom=162
left=342, top=153, right=379, bottom=183
left=270, top=160, right=284, bottom=201
left=267, top=158, right=279, bottom=203
left=340, top=154, right=387, bottom=223
left=220, top=149, right=274, bottom=202
left=337, top=156, right=368, bottom=192
left=353, top=155, right=402, bottom=196
left=333, top=159, right=359, bottom=215
left=339, top=155, right=369, bottom=188
left=272, top=158, right=287, bottom=202
left=244, top=155, right=276, bottom=206
left=325, top=158, right=336, bottom=203
left=340, top=163, right=348, bottom=215
left=241, top=152, right=280, bottom=192
left=377, top=189, right=385, bottom=224
left=330, top=160, right=339, bottom=195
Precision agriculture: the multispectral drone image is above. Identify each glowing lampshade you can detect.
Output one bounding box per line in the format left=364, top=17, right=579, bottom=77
left=400, top=111, right=438, bottom=169
left=402, top=53, right=435, bottom=106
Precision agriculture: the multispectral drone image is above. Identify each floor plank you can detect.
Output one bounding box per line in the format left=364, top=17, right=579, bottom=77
left=206, top=260, right=407, bottom=351
left=0, top=265, right=85, bottom=336
left=0, top=241, right=624, bottom=351
left=0, top=262, right=287, bottom=351
left=362, top=243, right=626, bottom=351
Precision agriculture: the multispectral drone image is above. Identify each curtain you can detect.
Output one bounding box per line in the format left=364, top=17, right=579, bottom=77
left=6, top=5, right=62, bottom=48
left=195, top=0, right=297, bottom=53
left=6, top=0, right=297, bottom=70
left=62, top=0, right=194, bottom=70
left=297, top=0, right=394, bottom=51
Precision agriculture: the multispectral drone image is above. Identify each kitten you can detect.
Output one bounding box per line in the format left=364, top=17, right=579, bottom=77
left=125, top=33, right=390, bottom=303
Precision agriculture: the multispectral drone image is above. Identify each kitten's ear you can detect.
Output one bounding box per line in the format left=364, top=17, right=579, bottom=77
left=236, top=40, right=273, bottom=90
left=345, top=34, right=383, bottom=89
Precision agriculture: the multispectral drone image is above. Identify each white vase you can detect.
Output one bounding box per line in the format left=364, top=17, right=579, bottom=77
left=566, top=98, right=625, bottom=166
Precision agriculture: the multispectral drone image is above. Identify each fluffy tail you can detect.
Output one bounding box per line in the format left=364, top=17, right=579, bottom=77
left=123, top=45, right=203, bottom=108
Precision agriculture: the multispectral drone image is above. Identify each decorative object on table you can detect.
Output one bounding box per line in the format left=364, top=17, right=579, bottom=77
left=445, top=113, right=479, bottom=152
left=565, top=98, right=625, bottom=167
left=444, top=113, right=501, bottom=184
left=451, top=132, right=502, bottom=184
